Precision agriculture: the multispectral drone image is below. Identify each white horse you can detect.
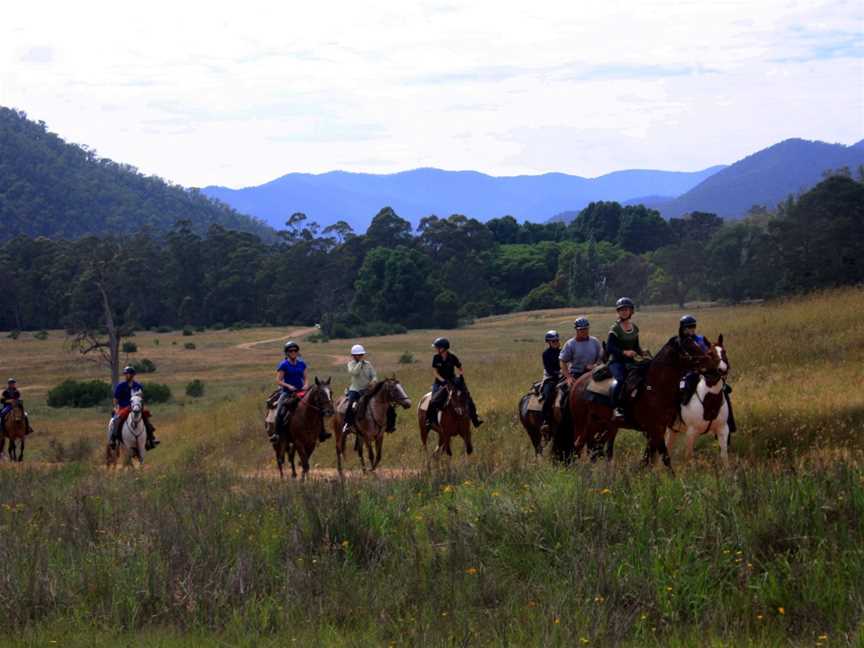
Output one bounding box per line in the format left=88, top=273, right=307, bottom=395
left=106, top=391, right=147, bottom=468
left=666, top=336, right=731, bottom=465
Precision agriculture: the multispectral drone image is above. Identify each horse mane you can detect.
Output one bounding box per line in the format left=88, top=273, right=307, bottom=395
left=367, top=379, right=389, bottom=399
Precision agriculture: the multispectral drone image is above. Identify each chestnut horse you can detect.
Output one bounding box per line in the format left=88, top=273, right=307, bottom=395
left=333, top=377, right=412, bottom=477
left=1, top=401, right=27, bottom=462
left=567, top=335, right=708, bottom=470
left=273, top=378, right=334, bottom=480
left=419, top=382, right=473, bottom=466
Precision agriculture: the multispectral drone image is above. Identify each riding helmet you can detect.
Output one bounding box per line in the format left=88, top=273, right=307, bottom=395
left=679, top=314, right=697, bottom=328
left=284, top=341, right=300, bottom=353
left=350, top=344, right=366, bottom=355
left=433, top=337, right=450, bottom=350
left=574, top=317, right=590, bottom=330
left=7, top=378, right=16, bottom=384
left=615, top=297, right=635, bottom=311
left=123, top=366, right=136, bottom=375
left=544, top=330, right=560, bottom=342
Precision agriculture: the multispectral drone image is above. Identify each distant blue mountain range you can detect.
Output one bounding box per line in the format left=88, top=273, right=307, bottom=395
left=202, top=166, right=724, bottom=232
left=202, top=137, right=864, bottom=232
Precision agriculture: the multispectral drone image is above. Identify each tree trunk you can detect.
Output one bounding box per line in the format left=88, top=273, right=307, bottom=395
left=97, top=281, right=120, bottom=386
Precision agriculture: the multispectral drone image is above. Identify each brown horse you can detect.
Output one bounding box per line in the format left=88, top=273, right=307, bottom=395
left=567, top=335, right=709, bottom=470
left=273, top=378, right=334, bottom=480
left=518, top=382, right=567, bottom=456
left=1, top=401, right=28, bottom=462
left=419, top=383, right=473, bottom=466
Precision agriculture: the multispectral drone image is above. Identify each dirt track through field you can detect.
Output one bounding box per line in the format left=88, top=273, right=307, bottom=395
left=236, top=328, right=352, bottom=367
left=243, top=466, right=421, bottom=482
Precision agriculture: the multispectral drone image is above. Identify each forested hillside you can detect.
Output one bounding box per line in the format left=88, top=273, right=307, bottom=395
left=659, top=138, right=864, bottom=217
left=0, top=108, right=273, bottom=241
left=2, top=174, right=861, bottom=335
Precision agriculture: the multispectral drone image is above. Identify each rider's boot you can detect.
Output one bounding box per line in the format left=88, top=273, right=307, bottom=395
left=108, top=418, right=120, bottom=449
left=319, top=423, right=332, bottom=443
left=385, top=406, right=397, bottom=433
left=469, top=401, right=484, bottom=428
left=144, top=419, right=159, bottom=450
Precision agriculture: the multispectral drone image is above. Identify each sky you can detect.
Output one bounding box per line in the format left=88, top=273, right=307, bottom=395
left=1, top=0, right=863, bottom=188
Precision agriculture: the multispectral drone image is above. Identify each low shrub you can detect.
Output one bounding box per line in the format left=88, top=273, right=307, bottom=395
left=182, top=327, right=194, bottom=336
left=185, top=379, right=205, bottom=398
left=33, top=330, right=48, bottom=340
left=398, top=352, right=415, bottom=364
left=155, top=325, right=173, bottom=333
left=211, top=322, right=225, bottom=330
left=7, top=330, right=20, bottom=339
left=122, top=341, right=138, bottom=353
left=184, top=342, right=196, bottom=350
left=306, top=332, right=330, bottom=344
left=142, top=382, right=171, bottom=403
left=153, top=339, right=160, bottom=346
left=47, top=380, right=111, bottom=408
left=195, top=325, right=206, bottom=333
left=45, top=437, right=97, bottom=463
left=132, top=358, right=157, bottom=374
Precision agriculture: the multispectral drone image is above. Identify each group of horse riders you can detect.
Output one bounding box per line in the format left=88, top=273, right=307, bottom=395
left=537, top=297, right=735, bottom=435
left=269, top=336, right=485, bottom=444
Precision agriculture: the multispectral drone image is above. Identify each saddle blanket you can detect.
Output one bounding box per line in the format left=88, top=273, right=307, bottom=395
left=525, top=388, right=565, bottom=412
left=418, top=392, right=444, bottom=425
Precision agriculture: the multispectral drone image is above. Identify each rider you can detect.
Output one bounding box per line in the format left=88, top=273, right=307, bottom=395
left=0, top=379, right=34, bottom=436
left=110, top=366, right=158, bottom=449
left=678, top=315, right=737, bottom=434
left=559, top=317, right=603, bottom=381
left=539, top=331, right=562, bottom=435
left=272, top=341, right=331, bottom=443
left=607, top=297, right=645, bottom=421
left=343, top=344, right=397, bottom=434
left=425, top=337, right=483, bottom=429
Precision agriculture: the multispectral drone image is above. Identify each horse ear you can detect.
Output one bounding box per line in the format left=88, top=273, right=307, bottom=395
left=391, top=373, right=397, bottom=381
left=718, top=334, right=724, bottom=347
left=315, top=377, right=321, bottom=386
left=326, top=376, right=331, bottom=384
left=703, top=337, right=712, bottom=348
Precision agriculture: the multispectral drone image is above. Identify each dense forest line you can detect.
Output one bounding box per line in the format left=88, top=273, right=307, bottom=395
left=1, top=172, right=861, bottom=337
left=0, top=107, right=273, bottom=241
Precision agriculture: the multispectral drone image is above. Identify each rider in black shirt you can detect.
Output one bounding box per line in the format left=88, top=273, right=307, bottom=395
left=540, top=331, right=561, bottom=432
left=425, top=338, right=483, bottom=428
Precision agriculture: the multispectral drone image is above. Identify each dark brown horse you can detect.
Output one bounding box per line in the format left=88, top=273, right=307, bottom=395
left=273, top=378, right=334, bottom=480
left=518, top=383, right=567, bottom=456
left=1, top=401, right=28, bottom=462
left=333, top=377, right=412, bottom=477
left=567, top=336, right=709, bottom=469
left=419, top=383, right=473, bottom=466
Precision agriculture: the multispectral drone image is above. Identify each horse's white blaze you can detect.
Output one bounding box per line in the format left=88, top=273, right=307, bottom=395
left=395, top=382, right=411, bottom=406
left=716, top=346, right=728, bottom=374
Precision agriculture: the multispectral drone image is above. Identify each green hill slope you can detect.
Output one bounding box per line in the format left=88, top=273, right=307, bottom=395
left=0, top=107, right=273, bottom=241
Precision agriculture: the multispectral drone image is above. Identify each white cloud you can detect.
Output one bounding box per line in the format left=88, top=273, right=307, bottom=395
left=0, top=0, right=861, bottom=186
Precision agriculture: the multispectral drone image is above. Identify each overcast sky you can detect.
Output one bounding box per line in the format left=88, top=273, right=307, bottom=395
left=1, top=0, right=862, bottom=187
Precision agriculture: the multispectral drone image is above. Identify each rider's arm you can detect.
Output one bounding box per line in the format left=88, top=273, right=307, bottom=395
left=276, top=369, right=295, bottom=391
left=347, top=361, right=362, bottom=377
left=302, top=367, right=308, bottom=389
left=368, top=362, right=378, bottom=382
left=606, top=332, right=622, bottom=362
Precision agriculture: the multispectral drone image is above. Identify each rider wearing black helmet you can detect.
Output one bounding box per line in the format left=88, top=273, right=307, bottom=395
left=539, top=330, right=562, bottom=434
left=110, top=366, right=158, bottom=449
left=425, top=337, right=483, bottom=428
left=678, top=315, right=736, bottom=434
left=272, top=341, right=331, bottom=443
left=607, top=297, right=644, bottom=420
left=0, top=378, right=34, bottom=436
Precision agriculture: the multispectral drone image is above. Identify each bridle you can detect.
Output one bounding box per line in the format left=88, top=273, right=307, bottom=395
left=301, top=384, right=334, bottom=417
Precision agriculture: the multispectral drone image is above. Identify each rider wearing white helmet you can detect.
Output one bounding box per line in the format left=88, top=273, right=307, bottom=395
left=344, top=344, right=395, bottom=433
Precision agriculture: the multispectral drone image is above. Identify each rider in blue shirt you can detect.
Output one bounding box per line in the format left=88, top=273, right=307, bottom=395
left=1, top=378, right=34, bottom=436
left=271, top=341, right=330, bottom=443
left=110, top=366, right=158, bottom=449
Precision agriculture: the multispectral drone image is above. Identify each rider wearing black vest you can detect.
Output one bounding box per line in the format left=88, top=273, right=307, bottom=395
left=425, top=337, right=483, bottom=428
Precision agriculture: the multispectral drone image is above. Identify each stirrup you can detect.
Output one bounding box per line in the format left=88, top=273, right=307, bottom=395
left=612, top=407, right=625, bottom=420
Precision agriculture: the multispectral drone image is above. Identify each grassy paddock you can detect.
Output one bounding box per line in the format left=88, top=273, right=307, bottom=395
left=1, top=288, right=863, bottom=644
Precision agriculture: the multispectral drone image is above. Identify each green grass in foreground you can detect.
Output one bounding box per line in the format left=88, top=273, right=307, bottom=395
left=0, top=459, right=861, bottom=647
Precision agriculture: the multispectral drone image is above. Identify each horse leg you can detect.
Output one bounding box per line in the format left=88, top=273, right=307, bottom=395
left=372, top=434, right=383, bottom=471
left=717, top=423, right=730, bottom=466
left=288, top=443, right=297, bottom=479
left=463, top=427, right=473, bottom=456
left=605, top=427, right=617, bottom=464
left=656, top=431, right=673, bottom=473
left=0, top=435, right=5, bottom=460
left=665, top=426, right=680, bottom=458
left=685, top=426, right=699, bottom=463
left=336, top=429, right=346, bottom=478
left=365, top=438, right=375, bottom=471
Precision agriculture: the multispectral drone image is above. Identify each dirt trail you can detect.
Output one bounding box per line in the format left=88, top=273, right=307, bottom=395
left=235, top=327, right=317, bottom=351
left=243, top=466, right=420, bottom=482
left=235, top=328, right=350, bottom=367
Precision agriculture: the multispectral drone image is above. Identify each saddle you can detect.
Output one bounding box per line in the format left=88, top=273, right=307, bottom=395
left=525, top=381, right=566, bottom=412
left=585, top=364, right=615, bottom=398
left=418, top=392, right=442, bottom=425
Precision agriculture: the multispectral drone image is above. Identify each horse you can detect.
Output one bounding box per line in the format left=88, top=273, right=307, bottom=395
left=106, top=392, right=147, bottom=468
left=567, top=335, right=710, bottom=470
left=1, top=401, right=28, bottom=462
left=518, top=381, right=567, bottom=457
left=418, top=382, right=474, bottom=467
left=273, top=377, right=334, bottom=480
left=333, top=377, right=412, bottom=477
left=666, top=335, right=731, bottom=464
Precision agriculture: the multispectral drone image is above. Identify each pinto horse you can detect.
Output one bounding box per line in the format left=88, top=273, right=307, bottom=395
left=666, top=335, right=732, bottom=464
left=273, top=378, right=334, bottom=480
left=1, top=401, right=28, bottom=462
left=418, top=382, right=474, bottom=467
left=567, top=335, right=709, bottom=470
left=333, top=377, right=412, bottom=477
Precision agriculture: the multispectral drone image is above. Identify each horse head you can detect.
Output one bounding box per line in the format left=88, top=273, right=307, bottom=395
left=312, top=376, right=335, bottom=417
left=701, top=334, right=730, bottom=386
left=446, top=382, right=470, bottom=418
left=384, top=376, right=412, bottom=409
